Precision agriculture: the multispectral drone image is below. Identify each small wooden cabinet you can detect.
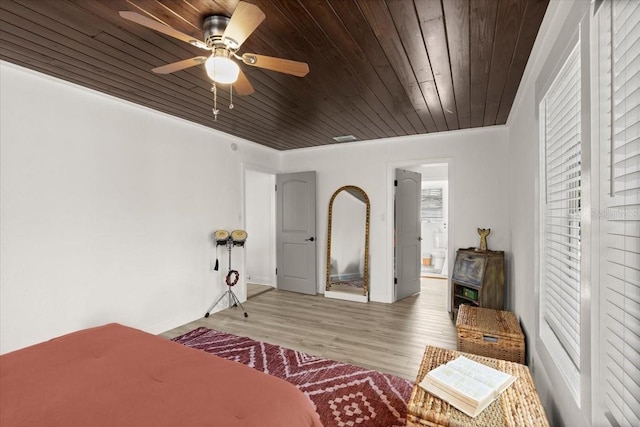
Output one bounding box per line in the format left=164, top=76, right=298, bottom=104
left=451, top=248, right=505, bottom=318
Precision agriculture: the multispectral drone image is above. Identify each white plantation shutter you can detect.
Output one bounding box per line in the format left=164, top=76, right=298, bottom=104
left=540, top=43, right=582, bottom=370
left=597, top=2, right=640, bottom=426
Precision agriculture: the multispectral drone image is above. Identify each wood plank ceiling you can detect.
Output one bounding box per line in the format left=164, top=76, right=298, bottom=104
left=0, top=0, right=549, bottom=150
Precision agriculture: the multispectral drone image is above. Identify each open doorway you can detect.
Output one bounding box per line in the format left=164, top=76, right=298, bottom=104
left=243, top=168, right=318, bottom=298
left=243, top=167, right=276, bottom=299
left=417, top=164, right=449, bottom=279
left=400, top=163, right=449, bottom=279
left=392, top=161, right=452, bottom=309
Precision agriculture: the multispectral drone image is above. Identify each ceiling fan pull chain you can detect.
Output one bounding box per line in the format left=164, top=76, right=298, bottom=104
left=229, top=84, right=234, bottom=109
left=211, top=83, right=219, bottom=121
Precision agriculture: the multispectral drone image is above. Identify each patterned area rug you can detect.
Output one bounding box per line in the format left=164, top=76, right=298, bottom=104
left=172, top=328, right=414, bottom=427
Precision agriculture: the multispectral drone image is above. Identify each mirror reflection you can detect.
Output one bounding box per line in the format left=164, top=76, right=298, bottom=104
left=326, top=186, right=370, bottom=301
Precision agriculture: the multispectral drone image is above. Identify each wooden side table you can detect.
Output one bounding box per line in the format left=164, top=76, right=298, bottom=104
left=451, top=248, right=505, bottom=318
left=406, top=346, right=549, bottom=427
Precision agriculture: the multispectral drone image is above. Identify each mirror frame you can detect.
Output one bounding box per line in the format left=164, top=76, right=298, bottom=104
left=325, top=185, right=370, bottom=295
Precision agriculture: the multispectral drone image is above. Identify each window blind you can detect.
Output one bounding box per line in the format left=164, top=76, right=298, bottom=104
left=541, top=42, right=582, bottom=370
left=598, top=2, right=640, bottom=426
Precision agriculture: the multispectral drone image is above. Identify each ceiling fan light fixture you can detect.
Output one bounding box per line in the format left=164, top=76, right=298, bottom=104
left=205, top=51, right=240, bottom=84
left=188, top=39, right=208, bottom=49
left=119, top=2, right=309, bottom=123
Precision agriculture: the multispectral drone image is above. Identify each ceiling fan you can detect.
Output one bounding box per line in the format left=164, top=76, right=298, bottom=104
left=119, top=1, right=309, bottom=98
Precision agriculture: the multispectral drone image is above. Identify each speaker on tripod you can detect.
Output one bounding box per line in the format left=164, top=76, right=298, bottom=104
left=205, top=230, right=248, bottom=318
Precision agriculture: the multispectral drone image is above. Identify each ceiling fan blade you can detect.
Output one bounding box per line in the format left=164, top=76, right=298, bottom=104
left=234, top=69, right=254, bottom=96
left=119, top=11, right=208, bottom=50
left=222, top=2, right=266, bottom=49
left=152, top=57, right=208, bottom=74
left=241, top=54, right=309, bottom=77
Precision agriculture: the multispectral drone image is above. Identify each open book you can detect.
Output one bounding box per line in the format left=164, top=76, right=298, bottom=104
left=418, top=356, right=517, bottom=418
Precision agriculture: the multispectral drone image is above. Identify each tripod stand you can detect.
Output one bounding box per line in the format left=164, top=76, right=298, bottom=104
left=204, top=238, right=248, bottom=318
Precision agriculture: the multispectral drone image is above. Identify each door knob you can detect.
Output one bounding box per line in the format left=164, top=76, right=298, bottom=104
left=305, top=237, right=315, bottom=242
left=418, top=236, right=423, bottom=241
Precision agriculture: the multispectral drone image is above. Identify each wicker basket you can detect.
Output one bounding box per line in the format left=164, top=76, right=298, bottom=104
left=406, top=346, right=549, bottom=427
left=456, top=305, right=525, bottom=364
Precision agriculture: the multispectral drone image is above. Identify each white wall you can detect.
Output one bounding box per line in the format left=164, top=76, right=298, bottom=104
left=506, top=1, right=588, bottom=426
left=414, top=164, right=448, bottom=180
left=281, top=126, right=510, bottom=303
left=0, top=62, right=278, bottom=354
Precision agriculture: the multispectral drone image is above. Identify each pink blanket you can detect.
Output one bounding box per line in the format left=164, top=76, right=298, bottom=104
left=0, top=323, right=323, bottom=427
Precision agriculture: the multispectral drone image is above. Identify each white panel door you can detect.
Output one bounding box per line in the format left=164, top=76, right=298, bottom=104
left=395, top=168, right=422, bottom=301
left=276, top=171, right=317, bottom=294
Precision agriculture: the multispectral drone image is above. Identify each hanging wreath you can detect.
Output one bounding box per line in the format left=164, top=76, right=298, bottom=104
left=226, top=270, right=239, bottom=287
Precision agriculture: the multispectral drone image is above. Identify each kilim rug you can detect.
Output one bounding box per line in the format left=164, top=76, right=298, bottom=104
left=172, top=328, right=414, bottom=427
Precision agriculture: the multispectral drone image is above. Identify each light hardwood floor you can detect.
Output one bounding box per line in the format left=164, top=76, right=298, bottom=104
left=161, top=278, right=456, bottom=381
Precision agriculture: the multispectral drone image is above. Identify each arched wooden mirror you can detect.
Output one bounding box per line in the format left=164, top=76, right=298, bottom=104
left=326, top=185, right=370, bottom=301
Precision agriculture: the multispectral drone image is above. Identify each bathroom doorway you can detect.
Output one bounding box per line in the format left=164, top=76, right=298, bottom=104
left=391, top=160, right=452, bottom=309
left=418, top=165, right=449, bottom=279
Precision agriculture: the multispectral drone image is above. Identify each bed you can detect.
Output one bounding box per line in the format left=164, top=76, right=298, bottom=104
left=0, top=323, right=323, bottom=427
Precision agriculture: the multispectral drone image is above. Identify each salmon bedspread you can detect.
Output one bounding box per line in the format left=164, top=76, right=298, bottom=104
left=0, top=323, right=323, bottom=427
